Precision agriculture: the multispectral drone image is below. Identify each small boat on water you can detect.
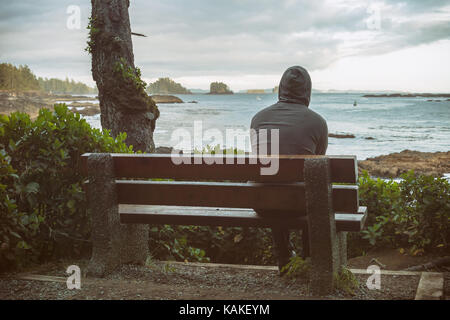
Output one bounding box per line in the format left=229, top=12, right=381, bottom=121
left=256, top=96, right=262, bottom=101
left=353, top=100, right=357, bottom=106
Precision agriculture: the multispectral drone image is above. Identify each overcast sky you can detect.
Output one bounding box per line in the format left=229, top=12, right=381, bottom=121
left=1, top=0, right=449, bottom=92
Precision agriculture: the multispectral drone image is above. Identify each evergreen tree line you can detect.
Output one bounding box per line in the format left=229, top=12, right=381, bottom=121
left=0, top=63, right=97, bottom=94
left=37, top=77, right=97, bottom=94
left=0, top=63, right=40, bottom=91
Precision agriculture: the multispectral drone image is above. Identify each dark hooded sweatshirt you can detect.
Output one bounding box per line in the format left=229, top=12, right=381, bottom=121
left=250, top=66, right=328, bottom=155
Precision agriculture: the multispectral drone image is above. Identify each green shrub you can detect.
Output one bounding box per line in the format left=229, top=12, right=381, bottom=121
left=0, top=149, right=31, bottom=269
left=148, top=224, right=278, bottom=265
left=348, top=171, right=450, bottom=257
left=334, top=267, right=359, bottom=295
left=0, top=105, right=132, bottom=270
left=148, top=225, right=210, bottom=263
left=280, top=256, right=311, bottom=279
left=398, top=172, right=449, bottom=253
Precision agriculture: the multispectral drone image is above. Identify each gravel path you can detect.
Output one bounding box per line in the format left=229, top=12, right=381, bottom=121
left=0, top=259, right=423, bottom=300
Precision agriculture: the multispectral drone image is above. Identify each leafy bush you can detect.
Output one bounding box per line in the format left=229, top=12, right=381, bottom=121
left=0, top=150, right=29, bottom=269
left=348, top=171, right=450, bottom=256
left=280, top=256, right=311, bottom=279
left=397, top=172, right=449, bottom=253
left=149, top=224, right=278, bottom=265
left=0, top=105, right=132, bottom=270
left=334, top=267, right=359, bottom=295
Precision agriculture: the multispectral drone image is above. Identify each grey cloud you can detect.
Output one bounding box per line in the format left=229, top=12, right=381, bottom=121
left=384, top=0, right=450, bottom=12
left=0, top=0, right=449, bottom=84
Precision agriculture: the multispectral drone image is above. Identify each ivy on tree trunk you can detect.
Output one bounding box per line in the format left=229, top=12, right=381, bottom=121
left=89, top=0, right=159, bottom=152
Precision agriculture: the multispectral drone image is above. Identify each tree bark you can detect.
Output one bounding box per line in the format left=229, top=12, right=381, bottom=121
left=89, top=0, right=159, bottom=152
left=88, top=0, right=155, bottom=269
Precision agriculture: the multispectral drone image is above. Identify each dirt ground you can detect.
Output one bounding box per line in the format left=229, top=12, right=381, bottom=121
left=2, top=248, right=447, bottom=300
left=0, top=261, right=420, bottom=300
left=348, top=248, right=449, bottom=271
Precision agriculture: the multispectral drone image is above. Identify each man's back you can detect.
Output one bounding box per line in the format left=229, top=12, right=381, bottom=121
left=251, top=66, right=328, bottom=155
left=249, top=66, right=329, bottom=272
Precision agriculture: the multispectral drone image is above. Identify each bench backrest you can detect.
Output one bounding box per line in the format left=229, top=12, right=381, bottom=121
left=81, top=153, right=359, bottom=215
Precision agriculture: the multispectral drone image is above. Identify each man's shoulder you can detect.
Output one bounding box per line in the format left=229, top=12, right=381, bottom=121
left=306, top=107, right=328, bottom=125
left=251, top=103, right=278, bottom=127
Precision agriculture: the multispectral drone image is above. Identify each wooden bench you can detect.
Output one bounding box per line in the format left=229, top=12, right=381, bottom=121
left=81, top=153, right=367, bottom=295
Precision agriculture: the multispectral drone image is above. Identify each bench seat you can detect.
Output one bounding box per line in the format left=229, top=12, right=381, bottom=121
left=119, top=205, right=368, bottom=232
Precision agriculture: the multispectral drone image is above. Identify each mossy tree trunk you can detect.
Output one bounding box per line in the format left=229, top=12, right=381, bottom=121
left=89, top=0, right=159, bottom=152
left=88, top=0, right=155, bottom=268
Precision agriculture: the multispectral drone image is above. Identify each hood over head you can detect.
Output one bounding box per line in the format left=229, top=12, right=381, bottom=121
left=278, top=66, right=312, bottom=106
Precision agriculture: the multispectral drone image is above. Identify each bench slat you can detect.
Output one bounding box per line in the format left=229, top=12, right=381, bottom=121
left=117, top=180, right=307, bottom=212
left=116, top=180, right=359, bottom=213
left=119, top=205, right=368, bottom=232
left=81, top=153, right=357, bottom=183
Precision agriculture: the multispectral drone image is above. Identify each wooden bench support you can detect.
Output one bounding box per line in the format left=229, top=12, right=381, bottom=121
left=304, top=158, right=342, bottom=296
left=86, top=154, right=148, bottom=277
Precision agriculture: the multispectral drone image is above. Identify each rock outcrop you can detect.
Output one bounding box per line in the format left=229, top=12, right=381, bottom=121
left=0, top=91, right=52, bottom=118
left=329, top=133, right=355, bottom=139
left=209, top=82, right=233, bottom=94
left=151, top=95, right=184, bottom=104
left=358, top=150, right=450, bottom=178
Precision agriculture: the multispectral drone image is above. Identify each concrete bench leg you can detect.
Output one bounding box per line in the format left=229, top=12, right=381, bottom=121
left=86, top=154, right=148, bottom=277
left=301, top=226, right=310, bottom=258
left=120, top=224, right=149, bottom=265
left=304, top=158, right=340, bottom=296
left=338, top=232, right=348, bottom=267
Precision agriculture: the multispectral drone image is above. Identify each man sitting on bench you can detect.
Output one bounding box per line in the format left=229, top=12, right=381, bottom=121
left=250, top=65, right=329, bottom=274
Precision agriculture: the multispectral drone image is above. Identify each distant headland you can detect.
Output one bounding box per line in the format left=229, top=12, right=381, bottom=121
left=363, top=93, right=450, bottom=98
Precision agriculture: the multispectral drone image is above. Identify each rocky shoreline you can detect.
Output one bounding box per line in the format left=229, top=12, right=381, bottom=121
left=0, top=92, right=198, bottom=119
left=0, top=91, right=97, bottom=119
left=156, top=147, right=449, bottom=179
left=358, top=150, right=450, bottom=178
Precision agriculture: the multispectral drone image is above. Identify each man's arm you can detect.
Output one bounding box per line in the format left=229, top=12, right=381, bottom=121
left=315, top=121, right=328, bottom=155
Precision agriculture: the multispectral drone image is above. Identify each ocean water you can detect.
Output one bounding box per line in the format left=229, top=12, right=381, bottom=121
left=84, top=93, right=449, bottom=160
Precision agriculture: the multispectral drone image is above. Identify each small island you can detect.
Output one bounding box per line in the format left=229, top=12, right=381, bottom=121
left=147, top=78, right=192, bottom=95
left=208, top=82, right=233, bottom=94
